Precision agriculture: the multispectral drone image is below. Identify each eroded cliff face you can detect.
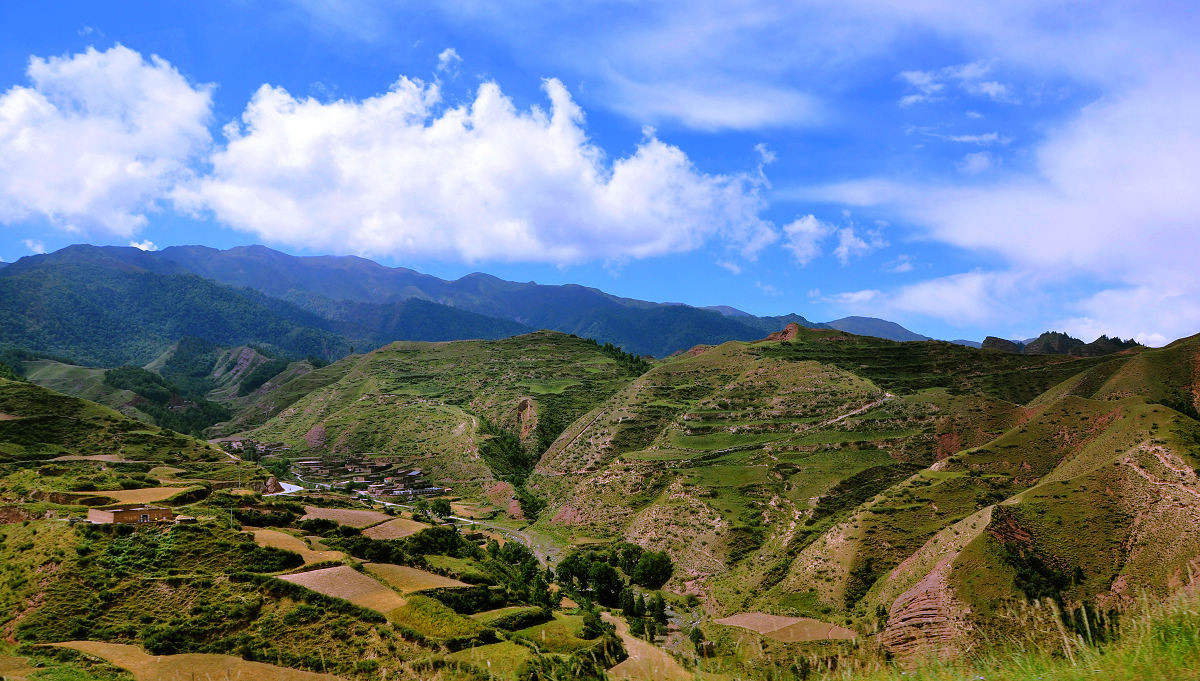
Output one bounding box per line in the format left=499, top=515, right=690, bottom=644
left=879, top=554, right=972, bottom=661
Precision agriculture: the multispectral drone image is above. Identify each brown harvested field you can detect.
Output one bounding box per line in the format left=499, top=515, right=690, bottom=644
left=0, top=413, right=16, bottom=420
left=365, top=563, right=469, bottom=592
left=279, top=565, right=405, bottom=613
left=715, top=613, right=856, bottom=642
left=251, top=529, right=344, bottom=565
left=301, top=505, right=391, bottom=528
left=51, top=641, right=343, bottom=681
left=714, top=612, right=799, bottom=633
left=362, top=516, right=430, bottom=539
left=96, top=486, right=201, bottom=504
left=767, top=619, right=856, bottom=642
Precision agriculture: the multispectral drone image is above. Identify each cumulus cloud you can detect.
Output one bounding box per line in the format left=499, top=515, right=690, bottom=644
left=781, top=214, right=831, bottom=264
left=177, top=77, right=777, bottom=263
left=129, top=239, right=157, bottom=251
left=0, top=45, right=212, bottom=235
left=22, top=239, right=45, bottom=254
left=436, top=48, right=462, bottom=75
left=832, top=225, right=886, bottom=264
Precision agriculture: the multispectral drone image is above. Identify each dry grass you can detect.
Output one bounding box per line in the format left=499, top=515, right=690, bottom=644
left=301, top=505, right=391, bottom=528
left=362, top=516, right=430, bottom=539
left=51, top=641, right=343, bottom=681
left=0, top=654, right=38, bottom=680
left=602, top=613, right=691, bottom=681
left=48, top=454, right=127, bottom=462
left=447, top=640, right=531, bottom=678
left=251, top=528, right=344, bottom=565
left=715, top=612, right=856, bottom=642
left=364, top=563, right=469, bottom=592
left=96, top=486, right=201, bottom=504
left=278, top=565, right=405, bottom=613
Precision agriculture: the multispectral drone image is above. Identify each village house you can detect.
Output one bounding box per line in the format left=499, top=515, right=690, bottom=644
left=88, top=506, right=175, bottom=524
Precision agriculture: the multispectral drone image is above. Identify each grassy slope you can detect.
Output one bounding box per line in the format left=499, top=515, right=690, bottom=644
left=525, top=330, right=1200, bottom=663
left=21, top=359, right=155, bottom=424
left=0, top=378, right=223, bottom=463
left=244, top=331, right=638, bottom=489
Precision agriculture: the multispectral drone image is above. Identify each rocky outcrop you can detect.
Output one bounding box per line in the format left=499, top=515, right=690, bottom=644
left=982, top=336, right=1022, bottom=353
left=765, top=323, right=802, bottom=342
left=879, top=555, right=969, bottom=660
left=1024, top=331, right=1084, bottom=355
left=518, top=397, right=538, bottom=440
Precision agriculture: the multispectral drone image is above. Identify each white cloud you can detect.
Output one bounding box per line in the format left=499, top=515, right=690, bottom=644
left=945, top=132, right=1007, bottom=145
left=22, top=239, right=45, bottom=254
left=832, top=225, right=886, bottom=265
left=129, top=239, right=157, bottom=251
left=884, top=254, right=914, bottom=273
left=897, top=61, right=1014, bottom=106
left=436, top=48, right=462, bottom=75
left=968, top=80, right=1012, bottom=102
left=177, top=77, right=777, bottom=263
left=956, top=151, right=993, bottom=174
left=716, top=259, right=742, bottom=275
left=602, top=74, right=820, bottom=130
left=826, top=289, right=880, bottom=305
left=781, top=214, right=831, bottom=265
left=966, top=110, right=983, bottom=119
left=0, top=45, right=212, bottom=236
left=1055, top=286, right=1200, bottom=348
left=755, top=280, right=779, bottom=296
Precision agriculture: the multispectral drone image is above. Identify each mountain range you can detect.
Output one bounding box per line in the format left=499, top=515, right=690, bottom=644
left=0, top=243, right=925, bottom=364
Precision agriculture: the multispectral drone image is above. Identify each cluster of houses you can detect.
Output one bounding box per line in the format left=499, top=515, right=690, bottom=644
left=291, top=455, right=448, bottom=498
left=208, top=437, right=291, bottom=457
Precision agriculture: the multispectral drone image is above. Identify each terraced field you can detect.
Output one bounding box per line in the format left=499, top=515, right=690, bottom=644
left=52, top=641, right=343, bottom=681
left=279, top=565, right=406, bottom=613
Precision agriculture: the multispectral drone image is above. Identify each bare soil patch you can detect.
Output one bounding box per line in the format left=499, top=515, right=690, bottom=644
left=0, top=413, right=16, bottom=421
left=365, top=563, right=468, bottom=592
left=51, top=641, right=342, bottom=680
left=279, top=565, right=405, bottom=613
left=362, top=516, right=430, bottom=539
left=301, top=505, right=391, bottom=528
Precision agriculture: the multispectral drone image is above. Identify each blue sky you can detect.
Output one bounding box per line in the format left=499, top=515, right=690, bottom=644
left=1, top=2, right=1197, bottom=344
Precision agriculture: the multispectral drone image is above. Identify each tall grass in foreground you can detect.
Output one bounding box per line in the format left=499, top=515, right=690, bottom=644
left=825, top=594, right=1200, bottom=681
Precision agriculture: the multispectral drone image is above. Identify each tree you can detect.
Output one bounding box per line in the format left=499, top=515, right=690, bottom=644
left=633, top=594, right=646, bottom=618
left=430, top=498, right=453, bottom=519
left=619, top=588, right=636, bottom=616
left=650, top=593, right=667, bottom=625
left=689, top=626, right=704, bottom=647
left=588, top=560, right=623, bottom=607
left=631, top=551, right=674, bottom=588
left=629, top=617, right=645, bottom=637
left=580, top=604, right=603, bottom=640
left=618, top=543, right=644, bottom=574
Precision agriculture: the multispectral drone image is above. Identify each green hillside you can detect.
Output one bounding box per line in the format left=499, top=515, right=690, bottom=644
left=0, top=378, right=223, bottom=463
left=244, top=331, right=642, bottom=504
